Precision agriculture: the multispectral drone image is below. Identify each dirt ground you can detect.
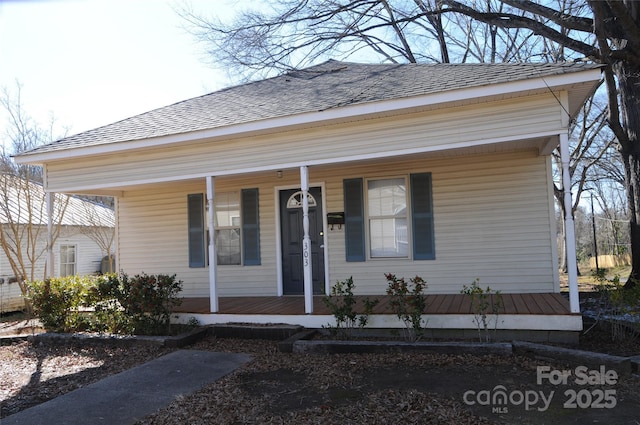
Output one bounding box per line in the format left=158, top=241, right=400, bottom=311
left=137, top=336, right=640, bottom=425
left=2, top=303, right=640, bottom=424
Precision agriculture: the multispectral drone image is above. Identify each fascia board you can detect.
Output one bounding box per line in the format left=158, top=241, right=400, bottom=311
left=15, top=68, right=601, bottom=165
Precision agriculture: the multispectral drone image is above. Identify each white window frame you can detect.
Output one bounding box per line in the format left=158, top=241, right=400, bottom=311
left=365, top=176, right=411, bottom=259
left=214, top=191, right=242, bottom=266
left=59, top=244, right=77, bottom=276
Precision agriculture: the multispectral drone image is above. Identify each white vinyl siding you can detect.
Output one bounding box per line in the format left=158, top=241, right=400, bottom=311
left=0, top=226, right=109, bottom=282
left=325, top=150, right=558, bottom=294
left=44, top=93, right=564, bottom=192
left=117, top=179, right=277, bottom=297
left=114, top=149, right=557, bottom=298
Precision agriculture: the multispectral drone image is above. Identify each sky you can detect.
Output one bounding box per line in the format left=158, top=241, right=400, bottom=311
left=0, top=0, right=236, bottom=142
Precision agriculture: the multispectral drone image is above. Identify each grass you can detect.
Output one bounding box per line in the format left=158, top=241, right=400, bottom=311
left=560, top=264, right=632, bottom=292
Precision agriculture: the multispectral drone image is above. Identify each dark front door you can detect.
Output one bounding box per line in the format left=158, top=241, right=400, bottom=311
left=280, top=187, right=325, bottom=295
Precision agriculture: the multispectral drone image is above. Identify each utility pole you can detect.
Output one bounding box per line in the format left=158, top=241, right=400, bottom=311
left=591, top=192, right=599, bottom=273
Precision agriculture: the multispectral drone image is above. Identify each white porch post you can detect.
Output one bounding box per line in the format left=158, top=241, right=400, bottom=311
left=206, top=176, right=219, bottom=313
left=560, top=133, right=580, bottom=313
left=46, top=191, right=54, bottom=278
left=301, top=166, right=313, bottom=314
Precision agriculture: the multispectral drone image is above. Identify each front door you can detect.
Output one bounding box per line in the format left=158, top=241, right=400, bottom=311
left=280, top=187, right=325, bottom=295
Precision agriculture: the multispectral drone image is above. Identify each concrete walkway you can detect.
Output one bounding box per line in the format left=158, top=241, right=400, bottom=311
left=2, top=350, right=251, bottom=425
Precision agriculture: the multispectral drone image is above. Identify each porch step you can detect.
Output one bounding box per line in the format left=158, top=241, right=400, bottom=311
left=211, top=323, right=303, bottom=340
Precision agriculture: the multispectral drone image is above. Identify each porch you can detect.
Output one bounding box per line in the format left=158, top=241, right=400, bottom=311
left=173, top=293, right=582, bottom=334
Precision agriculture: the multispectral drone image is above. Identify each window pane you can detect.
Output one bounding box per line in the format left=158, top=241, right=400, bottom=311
left=369, top=218, right=408, bottom=257
left=215, top=192, right=240, bottom=227
left=368, top=178, right=406, bottom=216
left=215, top=229, right=241, bottom=265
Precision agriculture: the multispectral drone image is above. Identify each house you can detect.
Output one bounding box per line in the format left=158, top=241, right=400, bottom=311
left=14, top=61, right=601, bottom=339
left=0, top=174, right=114, bottom=312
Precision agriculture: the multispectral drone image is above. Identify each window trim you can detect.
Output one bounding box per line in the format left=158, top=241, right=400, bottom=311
left=59, top=244, right=77, bottom=276
left=214, top=191, right=242, bottom=266
left=365, top=176, right=410, bottom=260
left=343, top=172, right=434, bottom=262
left=188, top=188, right=260, bottom=268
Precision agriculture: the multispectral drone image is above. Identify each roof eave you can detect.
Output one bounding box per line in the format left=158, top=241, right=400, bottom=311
left=14, top=67, right=602, bottom=165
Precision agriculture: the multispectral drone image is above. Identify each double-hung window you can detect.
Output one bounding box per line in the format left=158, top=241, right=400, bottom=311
left=188, top=188, right=260, bottom=267
left=60, top=244, right=77, bottom=276
left=214, top=192, right=241, bottom=265
left=367, top=178, right=408, bottom=258
left=344, top=173, right=434, bottom=261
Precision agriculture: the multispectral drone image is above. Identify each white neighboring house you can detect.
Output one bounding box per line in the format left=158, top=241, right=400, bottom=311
left=0, top=174, right=115, bottom=313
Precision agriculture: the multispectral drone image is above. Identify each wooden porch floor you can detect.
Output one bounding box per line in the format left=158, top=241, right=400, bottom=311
left=174, top=293, right=572, bottom=315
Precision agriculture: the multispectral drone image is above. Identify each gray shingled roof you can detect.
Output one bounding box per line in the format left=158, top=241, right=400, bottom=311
left=21, top=60, right=600, bottom=155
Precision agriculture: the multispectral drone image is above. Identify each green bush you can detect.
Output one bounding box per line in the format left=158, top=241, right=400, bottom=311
left=27, top=272, right=183, bottom=335
left=118, top=272, right=183, bottom=335
left=460, top=279, right=503, bottom=342
left=27, top=275, right=94, bottom=332
left=322, top=276, right=379, bottom=340
left=385, top=273, right=428, bottom=342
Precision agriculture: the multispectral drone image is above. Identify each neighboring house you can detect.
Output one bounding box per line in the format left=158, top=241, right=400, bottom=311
left=0, top=175, right=114, bottom=312
left=15, top=61, right=601, bottom=339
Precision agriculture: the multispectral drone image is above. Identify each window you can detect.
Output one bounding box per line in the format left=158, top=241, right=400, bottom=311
left=60, top=245, right=77, bottom=276
left=367, top=178, right=408, bottom=258
left=215, top=192, right=241, bottom=265
left=344, top=173, right=434, bottom=261
left=187, top=188, right=260, bottom=267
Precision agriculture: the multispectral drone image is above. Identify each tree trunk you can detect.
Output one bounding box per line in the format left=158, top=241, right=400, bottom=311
left=615, top=61, right=640, bottom=287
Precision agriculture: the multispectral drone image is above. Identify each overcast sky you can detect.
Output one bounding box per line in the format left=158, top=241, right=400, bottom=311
left=0, top=0, right=235, bottom=141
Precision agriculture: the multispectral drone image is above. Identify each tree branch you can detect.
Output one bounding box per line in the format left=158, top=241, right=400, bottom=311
left=438, top=0, right=599, bottom=59
left=501, top=0, right=593, bottom=32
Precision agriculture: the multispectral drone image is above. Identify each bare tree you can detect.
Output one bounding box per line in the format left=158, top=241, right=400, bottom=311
left=78, top=199, right=116, bottom=273
left=178, top=0, right=455, bottom=81
left=437, top=0, right=640, bottom=286
left=553, top=88, right=618, bottom=270
left=0, top=84, right=70, bottom=309
left=180, top=0, right=632, bottom=280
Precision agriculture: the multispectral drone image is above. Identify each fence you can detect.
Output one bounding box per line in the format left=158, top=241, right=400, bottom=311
left=589, top=254, right=631, bottom=269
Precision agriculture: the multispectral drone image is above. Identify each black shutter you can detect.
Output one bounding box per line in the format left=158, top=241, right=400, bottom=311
left=187, top=193, right=206, bottom=268
left=410, top=173, right=435, bottom=260
left=343, top=178, right=366, bottom=262
left=242, top=188, right=261, bottom=265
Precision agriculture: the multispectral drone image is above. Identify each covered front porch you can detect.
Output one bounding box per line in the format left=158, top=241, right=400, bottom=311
left=173, top=293, right=582, bottom=335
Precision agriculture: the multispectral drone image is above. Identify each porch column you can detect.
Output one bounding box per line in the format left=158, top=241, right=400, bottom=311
left=560, top=133, right=580, bottom=313
left=206, top=176, right=219, bottom=313
left=300, top=166, right=313, bottom=314
left=46, top=191, right=54, bottom=278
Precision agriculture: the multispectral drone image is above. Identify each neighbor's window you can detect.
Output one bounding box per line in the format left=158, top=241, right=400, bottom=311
left=367, top=178, right=408, bottom=258
left=215, top=192, right=241, bottom=265
left=60, top=244, right=77, bottom=276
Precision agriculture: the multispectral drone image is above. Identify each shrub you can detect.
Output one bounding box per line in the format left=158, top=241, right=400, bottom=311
left=322, top=276, right=379, bottom=339
left=593, top=272, right=640, bottom=341
left=460, top=279, right=503, bottom=342
left=117, top=272, right=183, bottom=335
left=385, top=273, right=428, bottom=342
left=88, top=273, right=129, bottom=334
left=27, top=275, right=94, bottom=332
left=27, top=272, right=183, bottom=336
